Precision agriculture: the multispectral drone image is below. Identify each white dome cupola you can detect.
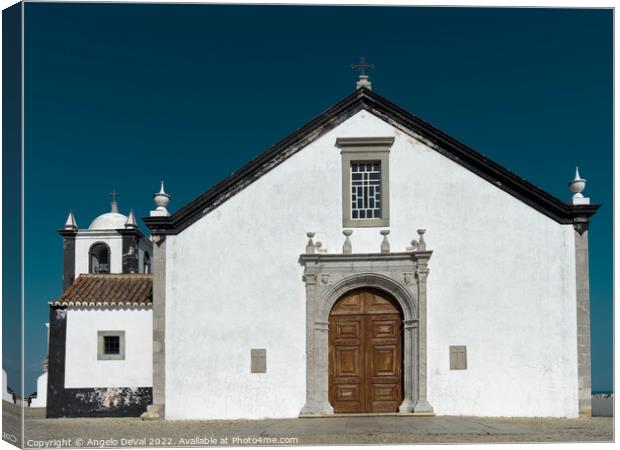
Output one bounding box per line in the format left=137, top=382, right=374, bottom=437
left=88, top=213, right=128, bottom=230
left=88, top=189, right=128, bottom=230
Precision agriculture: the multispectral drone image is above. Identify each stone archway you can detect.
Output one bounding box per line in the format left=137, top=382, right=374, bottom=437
left=299, top=251, right=433, bottom=416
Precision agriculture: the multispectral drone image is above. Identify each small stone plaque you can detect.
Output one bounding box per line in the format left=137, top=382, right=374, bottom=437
left=449, top=346, right=467, bottom=370
left=251, top=348, right=266, bottom=373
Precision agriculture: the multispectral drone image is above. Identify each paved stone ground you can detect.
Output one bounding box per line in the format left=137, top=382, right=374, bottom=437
left=2, top=402, right=613, bottom=447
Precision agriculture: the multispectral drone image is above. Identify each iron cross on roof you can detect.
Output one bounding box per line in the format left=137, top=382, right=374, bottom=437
left=108, top=189, right=120, bottom=213
left=109, top=189, right=120, bottom=203
left=351, top=57, right=375, bottom=76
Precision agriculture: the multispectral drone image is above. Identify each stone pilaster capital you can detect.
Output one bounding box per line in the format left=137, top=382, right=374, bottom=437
left=314, top=321, right=329, bottom=332
left=151, top=234, right=166, bottom=246
left=416, top=267, right=430, bottom=280
left=302, top=273, right=318, bottom=285
left=573, top=216, right=590, bottom=235
left=403, top=319, right=418, bottom=330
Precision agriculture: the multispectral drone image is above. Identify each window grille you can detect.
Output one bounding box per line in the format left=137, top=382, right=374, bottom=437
left=351, top=162, right=381, bottom=219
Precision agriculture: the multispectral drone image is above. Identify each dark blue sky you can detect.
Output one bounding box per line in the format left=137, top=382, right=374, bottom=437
left=13, top=4, right=613, bottom=394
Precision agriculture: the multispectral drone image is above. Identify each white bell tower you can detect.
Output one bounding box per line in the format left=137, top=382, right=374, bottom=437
left=58, top=191, right=153, bottom=291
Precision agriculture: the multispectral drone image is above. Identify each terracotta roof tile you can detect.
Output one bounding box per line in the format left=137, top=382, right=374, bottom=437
left=50, top=274, right=152, bottom=307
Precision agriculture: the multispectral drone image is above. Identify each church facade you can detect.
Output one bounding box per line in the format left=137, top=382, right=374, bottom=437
left=47, top=77, right=598, bottom=420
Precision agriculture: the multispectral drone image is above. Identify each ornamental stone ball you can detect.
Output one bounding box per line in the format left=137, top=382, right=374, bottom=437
left=417, top=229, right=427, bottom=251
left=153, top=181, right=171, bottom=211
left=342, top=229, right=353, bottom=254
left=569, top=167, right=587, bottom=199
left=380, top=230, right=390, bottom=253
left=150, top=181, right=172, bottom=217
left=305, top=232, right=316, bottom=254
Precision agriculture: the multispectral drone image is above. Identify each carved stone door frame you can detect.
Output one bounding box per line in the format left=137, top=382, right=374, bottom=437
left=299, top=251, right=433, bottom=415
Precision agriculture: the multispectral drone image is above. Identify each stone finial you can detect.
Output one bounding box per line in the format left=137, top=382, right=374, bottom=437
left=406, top=239, right=419, bottom=252
left=305, top=232, right=316, bottom=254
left=125, top=209, right=138, bottom=229
left=63, top=210, right=78, bottom=230
left=569, top=166, right=590, bottom=205
left=151, top=181, right=171, bottom=217
left=417, top=229, right=426, bottom=251
left=356, top=75, right=372, bottom=90
left=380, top=230, right=390, bottom=253
left=342, top=230, right=353, bottom=254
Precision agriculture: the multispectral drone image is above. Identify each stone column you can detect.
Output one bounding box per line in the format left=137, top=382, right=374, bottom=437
left=399, top=319, right=417, bottom=412
left=314, top=320, right=333, bottom=414
left=301, top=272, right=333, bottom=415
left=575, top=228, right=592, bottom=417
left=141, top=236, right=166, bottom=420
left=413, top=258, right=433, bottom=413
left=301, top=273, right=318, bottom=414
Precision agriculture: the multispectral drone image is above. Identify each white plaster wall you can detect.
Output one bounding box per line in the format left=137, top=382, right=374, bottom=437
left=31, top=373, right=47, bottom=407
left=165, top=110, right=578, bottom=419
left=74, top=232, right=123, bottom=277
left=64, top=308, right=152, bottom=388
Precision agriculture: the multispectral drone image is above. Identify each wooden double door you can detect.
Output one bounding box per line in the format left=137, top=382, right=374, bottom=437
left=328, top=289, right=403, bottom=413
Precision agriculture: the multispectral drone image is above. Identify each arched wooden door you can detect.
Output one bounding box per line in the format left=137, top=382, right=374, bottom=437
left=328, top=289, right=403, bottom=413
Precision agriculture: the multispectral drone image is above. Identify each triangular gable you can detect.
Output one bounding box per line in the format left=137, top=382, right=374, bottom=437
left=143, top=88, right=599, bottom=235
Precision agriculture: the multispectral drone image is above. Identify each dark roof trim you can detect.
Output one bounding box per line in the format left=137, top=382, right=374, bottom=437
left=143, top=88, right=600, bottom=235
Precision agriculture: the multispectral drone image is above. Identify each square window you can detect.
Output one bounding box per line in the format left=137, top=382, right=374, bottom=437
left=104, top=336, right=120, bottom=355
left=98, top=331, right=125, bottom=360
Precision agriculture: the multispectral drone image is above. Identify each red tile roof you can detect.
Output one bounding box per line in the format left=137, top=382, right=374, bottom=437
left=50, top=274, right=152, bottom=307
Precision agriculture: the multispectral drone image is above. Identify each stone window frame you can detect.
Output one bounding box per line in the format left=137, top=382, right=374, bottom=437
left=336, top=137, right=394, bottom=228
left=97, top=330, right=126, bottom=360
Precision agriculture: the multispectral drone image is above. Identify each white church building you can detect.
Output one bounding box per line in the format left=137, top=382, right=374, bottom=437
left=46, top=75, right=599, bottom=420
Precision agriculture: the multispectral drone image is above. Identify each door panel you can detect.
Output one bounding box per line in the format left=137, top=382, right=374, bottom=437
left=366, top=314, right=402, bottom=412
left=329, top=315, right=365, bottom=413
left=329, top=289, right=403, bottom=413
left=331, top=291, right=364, bottom=315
